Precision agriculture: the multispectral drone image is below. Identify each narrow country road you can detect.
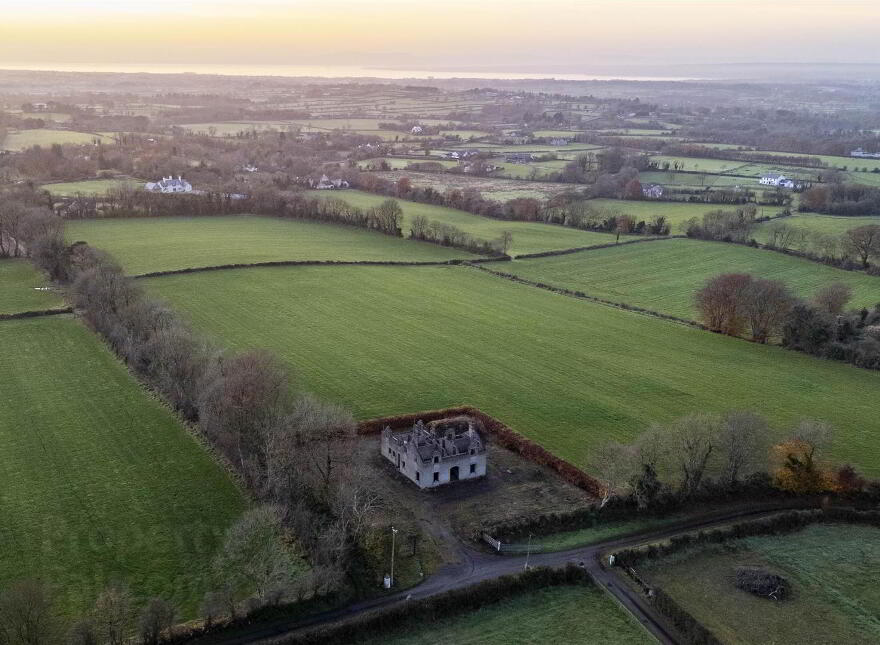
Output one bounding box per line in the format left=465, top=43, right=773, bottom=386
left=198, top=503, right=810, bottom=645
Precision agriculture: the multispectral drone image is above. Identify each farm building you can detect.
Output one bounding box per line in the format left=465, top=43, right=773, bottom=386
left=642, top=183, right=664, bottom=199
left=381, top=417, right=487, bottom=489
left=506, top=152, right=535, bottom=163
left=759, top=173, right=796, bottom=189
left=145, top=176, right=193, bottom=193
left=851, top=148, right=880, bottom=159
left=310, top=174, right=350, bottom=190
left=411, top=126, right=423, bottom=135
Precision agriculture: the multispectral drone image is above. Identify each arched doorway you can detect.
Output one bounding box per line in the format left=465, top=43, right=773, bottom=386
left=449, top=466, right=460, bottom=482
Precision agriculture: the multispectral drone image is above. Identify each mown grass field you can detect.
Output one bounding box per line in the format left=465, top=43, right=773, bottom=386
left=1, top=128, right=115, bottom=150
left=307, top=190, right=621, bottom=255
left=145, top=265, right=880, bottom=475
left=642, top=524, right=880, bottom=644
left=0, top=317, right=245, bottom=615
left=502, top=238, right=880, bottom=320
left=66, top=215, right=473, bottom=274
left=361, top=585, right=651, bottom=645
left=753, top=213, right=880, bottom=244
left=0, top=259, right=64, bottom=314
left=41, top=178, right=143, bottom=196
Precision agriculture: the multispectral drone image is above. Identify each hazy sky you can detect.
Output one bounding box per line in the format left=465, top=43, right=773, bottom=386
left=1, top=0, right=878, bottom=72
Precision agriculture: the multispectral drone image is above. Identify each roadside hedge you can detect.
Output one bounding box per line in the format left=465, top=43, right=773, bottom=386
left=275, top=565, right=591, bottom=645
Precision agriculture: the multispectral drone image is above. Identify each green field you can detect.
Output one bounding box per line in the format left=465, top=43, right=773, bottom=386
left=0, top=259, right=64, bottom=314
left=42, top=178, right=143, bottom=196
left=587, top=199, right=787, bottom=231
left=502, top=239, right=880, bottom=320
left=361, top=585, right=650, bottom=645
left=642, top=524, right=880, bottom=644
left=1, top=129, right=115, bottom=150
left=145, top=265, right=880, bottom=475
left=307, top=190, right=621, bottom=255
left=754, top=214, right=880, bottom=244
left=66, top=215, right=472, bottom=274
left=0, top=317, right=245, bottom=615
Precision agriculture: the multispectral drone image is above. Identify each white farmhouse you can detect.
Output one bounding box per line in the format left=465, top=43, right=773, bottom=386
left=851, top=148, right=880, bottom=159
left=145, top=176, right=193, bottom=193
left=759, top=173, right=796, bottom=189
left=411, top=125, right=424, bottom=135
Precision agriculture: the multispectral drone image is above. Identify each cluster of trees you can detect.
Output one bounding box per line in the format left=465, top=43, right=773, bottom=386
left=409, top=215, right=509, bottom=256
left=765, top=222, right=880, bottom=272
left=784, top=300, right=880, bottom=370
left=801, top=183, right=880, bottom=216
left=591, top=411, right=865, bottom=512
left=682, top=205, right=758, bottom=242
left=0, top=579, right=177, bottom=645
left=696, top=273, right=795, bottom=343
left=696, top=273, right=880, bottom=369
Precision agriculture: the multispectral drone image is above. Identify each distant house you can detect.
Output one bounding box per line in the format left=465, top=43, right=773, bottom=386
left=505, top=152, right=535, bottom=163
left=381, top=416, right=487, bottom=489
left=410, top=125, right=424, bottom=135
left=851, top=148, right=880, bottom=159
left=310, top=174, right=349, bottom=190
left=145, top=176, right=192, bottom=193
left=642, top=183, right=664, bottom=199
left=242, top=163, right=258, bottom=173
left=549, top=138, right=570, bottom=146
left=759, top=173, right=796, bottom=189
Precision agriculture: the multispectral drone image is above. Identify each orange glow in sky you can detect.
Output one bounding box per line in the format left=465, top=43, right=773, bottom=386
left=1, top=1, right=877, bottom=71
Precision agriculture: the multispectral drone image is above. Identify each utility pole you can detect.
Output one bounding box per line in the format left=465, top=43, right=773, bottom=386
left=390, top=526, right=399, bottom=587
left=524, top=533, right=532, bottom=571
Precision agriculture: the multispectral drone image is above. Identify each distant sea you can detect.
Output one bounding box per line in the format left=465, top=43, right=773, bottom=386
left=0, top=62, right=699, bottom=82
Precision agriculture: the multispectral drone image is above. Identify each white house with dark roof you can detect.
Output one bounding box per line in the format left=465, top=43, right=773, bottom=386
left=381, top=417, right=487, bottom=489
left=759, top=173, right=796, bottom=189
left=145, top=176, right=192, bottom=193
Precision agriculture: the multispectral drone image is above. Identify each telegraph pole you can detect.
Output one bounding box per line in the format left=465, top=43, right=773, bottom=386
left=390, top=526, right=399, bottom=587
left=524, top=533, right=532, bottom=571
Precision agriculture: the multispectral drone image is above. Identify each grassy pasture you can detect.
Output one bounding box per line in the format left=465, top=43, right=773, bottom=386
left=361, top=585, right=650, bottom=645
left=42, top=178, right=143, bottom=196
left=1, top=129, right=115, bottom=150
left=365, top=169, right=579, bottom=201
left=503, top=238, right=880, bottom=319
left=306, top=190, right=621, bottom=255
left=642, top=524, right=880, bottom=644
left=66, top=215, right=473, bottom=275
left=753, top=213, right=880, bottom=244
left=0, top=259, right=64, bottom=314
left=586, top=199, right=788, bottom=230
left=0, top=317, right=245, bottom=615
left=145, top=265, right=880, bottom=475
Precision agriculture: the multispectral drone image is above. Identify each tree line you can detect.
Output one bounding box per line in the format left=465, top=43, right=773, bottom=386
left=591, top=410, right=870, bottom=514
left=7, top=213, right=388, bottom=642
left=696, top=272, right=880, bottom=369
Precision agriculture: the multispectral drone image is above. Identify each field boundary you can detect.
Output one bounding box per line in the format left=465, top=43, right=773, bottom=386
left=0, top=306, right=73, bottom=321
left=130, top=256, right=511, bottom=279
left=466, top=262, right=707, bottom=330
left=513, top=234, right=684, bottom=259
left=357, top=405, right=604, bottom=498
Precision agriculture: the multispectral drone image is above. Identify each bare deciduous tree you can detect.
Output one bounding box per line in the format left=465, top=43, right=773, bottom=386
left=589, top=441, right=636, bottom=507
left=718, top=410, right=769, bottom=485
left=92, top=582, right=134, bottom=645
left=812, top=282, right=853, bottom=315
left=843, top=225, right=880, bottom=268
left=0, top=579, right=59, bottom=645
left=137, top=597, right=176, bottom=645
left=696, top=273, right=753, bottom=336
left=741, top=278, right=794, bottom=343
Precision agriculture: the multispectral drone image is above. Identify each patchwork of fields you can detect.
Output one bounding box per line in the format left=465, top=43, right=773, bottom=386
left=42, top=178, right=144, bottom=196
left=642, top=524, right=880, bottom=644
left=66, top=215, right=473, bottom=274
left=145, top=264, right=880, bottom=475
left=587, top=198, right=788, bottom=231
left=1, top=128, right=115, bottom=150
left=0, top=259, right=64, bottom=314
left=502, top=238, right=880, bottom=320
left=0, top=317, right=245, bottom=615
left=307, top=190, right=623, bottom=255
